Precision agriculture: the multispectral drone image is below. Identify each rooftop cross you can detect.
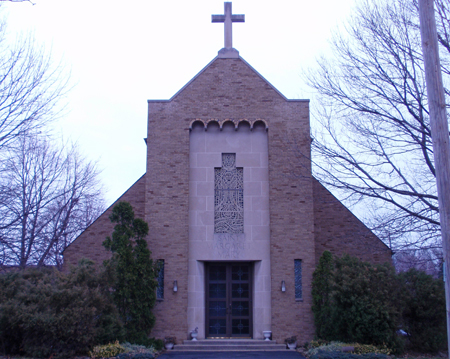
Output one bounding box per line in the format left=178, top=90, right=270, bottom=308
left=212, top=2, right=245, bottom=50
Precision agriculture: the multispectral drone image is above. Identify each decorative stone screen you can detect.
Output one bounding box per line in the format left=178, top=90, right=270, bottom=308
left=295, top=259, right=302, bottom=300
left=214, top=153, right=244, bottom=233
left=156, top=259, right=164, bottom=300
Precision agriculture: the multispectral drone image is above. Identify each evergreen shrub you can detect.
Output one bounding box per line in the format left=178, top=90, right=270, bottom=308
left=103, top=201, right=158, bottom=345
left=0, top=260, right=123, bottom=358
left=399, top=269, right=446, bottom=352
left=312, top=252, right=447, bottom=353
left=312, top=252, right=401, bottom=350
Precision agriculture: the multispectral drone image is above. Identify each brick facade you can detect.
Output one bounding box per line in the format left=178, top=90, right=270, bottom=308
left=63, top=56, right=392, bottom=344
left=63, top=175, right=146, bottom=269
left=313, top=178, right=391, bottom=265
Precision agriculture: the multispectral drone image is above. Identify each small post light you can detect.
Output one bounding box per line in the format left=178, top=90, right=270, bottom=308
left=173, top=280, right=178, bottom=292
left=281, top=280, right=286, bottom=292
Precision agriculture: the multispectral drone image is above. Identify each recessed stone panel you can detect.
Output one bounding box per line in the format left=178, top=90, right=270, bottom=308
left=196, top=153, right=221, bottom=168
left=190, top=168, right=207, bottom=182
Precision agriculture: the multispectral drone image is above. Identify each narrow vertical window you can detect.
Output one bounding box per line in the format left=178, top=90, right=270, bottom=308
left=295, top=259, right=302, bottom=300
left=156, top=259, right=164, bottom=300
left=214, top=153, right=244, bottom=233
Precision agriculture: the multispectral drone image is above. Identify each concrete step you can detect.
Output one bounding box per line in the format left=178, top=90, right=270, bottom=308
left=172, top=339, right=287, bottom=352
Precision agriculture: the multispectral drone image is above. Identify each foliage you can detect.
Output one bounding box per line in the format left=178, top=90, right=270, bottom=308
left=306, top=342, right=346, bottom=356
left=122, top=342, right=150, bottom=352
left=350, top=343, right=391, bottom=355
left=147, top=338, right=164, bottom=351
left=116, top=343, right=156, bottom=359
left=0, top=260, right=123, bottom=358
left=312, top=251, right=335, bottom=339
left=103, top=202, right=158, bottom=345
left=310, top=351, right=388, bottom=359
left=117, top=353, right=155, bottom=359
left=331, top=256, right=401, bottom=349
left=306, top=339, right=330, bottom=350
left=399, top=269, right=446, bottom=352
left=312, top=253, right=401, bottom=349
left=305, top=341, right=391, bottom=357
left=89, top=340, right=126, bottom=358
left=305, top=0, right=450, bottom=253
left=311, top=252, right=448, bottom=352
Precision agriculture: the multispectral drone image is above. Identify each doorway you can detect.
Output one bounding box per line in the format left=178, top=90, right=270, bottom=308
left=205, top=262, right=253, bottom=338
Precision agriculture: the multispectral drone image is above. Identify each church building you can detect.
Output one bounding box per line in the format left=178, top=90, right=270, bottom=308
left=63, top=2, right=391, bottom=344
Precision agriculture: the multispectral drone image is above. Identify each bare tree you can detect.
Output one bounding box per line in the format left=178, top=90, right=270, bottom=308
left=0, top=134, right=104, bottom=269
left=393, top=248, right=442, bottom=277
left=306, top=0, right=450, bottom=255
left=0, top=15, right=68, bottom=151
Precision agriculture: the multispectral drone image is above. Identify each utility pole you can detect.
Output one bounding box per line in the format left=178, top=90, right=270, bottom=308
left=418, top=0, right=450, bottom=354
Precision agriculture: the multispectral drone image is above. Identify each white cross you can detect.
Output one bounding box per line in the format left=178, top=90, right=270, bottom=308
left=212, top=2, right=245, bottom=49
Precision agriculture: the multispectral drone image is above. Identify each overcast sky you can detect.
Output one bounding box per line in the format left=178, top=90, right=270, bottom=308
left=3, top=0, right=356, bottom=206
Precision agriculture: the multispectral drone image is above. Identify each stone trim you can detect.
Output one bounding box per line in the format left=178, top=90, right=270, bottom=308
left=189, top=118, right=269, bottom=131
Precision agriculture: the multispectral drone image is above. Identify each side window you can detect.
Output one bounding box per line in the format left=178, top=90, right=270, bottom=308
left=156, top=259, right=164, bottom=300
left=295, top=259, right=302, bottom=300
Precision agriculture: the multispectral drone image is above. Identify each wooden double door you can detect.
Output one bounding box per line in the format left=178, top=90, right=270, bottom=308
left=205, top=262, right=253, bottom=338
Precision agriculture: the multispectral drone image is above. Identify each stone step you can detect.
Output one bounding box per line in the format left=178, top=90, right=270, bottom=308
left=181, top=339, right=280, bottom=345
left=172, top=339, right=287, bottom=352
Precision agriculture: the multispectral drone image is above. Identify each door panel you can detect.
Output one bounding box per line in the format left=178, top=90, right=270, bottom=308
left=206, top=263, right=252, bottom=338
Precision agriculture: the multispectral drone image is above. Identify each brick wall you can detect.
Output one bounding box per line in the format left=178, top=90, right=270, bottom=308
left=63, top=175, right=146, bottom=269
left=313, top=178, right=392, bottom=264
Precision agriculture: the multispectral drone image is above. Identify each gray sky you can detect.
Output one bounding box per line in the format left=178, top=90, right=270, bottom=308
left=3, top=0, right=356, bottom=206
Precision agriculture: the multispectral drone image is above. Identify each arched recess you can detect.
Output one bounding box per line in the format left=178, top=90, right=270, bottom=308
left=189, top=118, right=269, bottom=131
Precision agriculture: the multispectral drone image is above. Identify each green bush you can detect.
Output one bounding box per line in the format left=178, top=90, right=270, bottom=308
left=331, top=255, right=401, bottom=349
left=306, top=341, right=345, bottom=356
left=306, top=341, right=392, bottom=357
left=310, top=351, right=388, bottom=359
left=312, top=252, right=447, bottom=353
left=351, top=343, right=391, bottom=355
left=89, top=341, right=126, bottom=358
left=312, top=251, right=335, bottom=339
left=0, top=260, right=123, bottom=358
left=103, top=202, right=158, bottom=344
left=312, top=253, right=401, bottom=350
left=117, top=353, right=155, bottom=359
left=399, top=269, right=446, bottom=352
left=146, top=338, right=164, bottom=351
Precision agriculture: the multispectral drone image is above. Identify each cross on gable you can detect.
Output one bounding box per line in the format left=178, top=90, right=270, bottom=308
left=212, top=2, right=245, bottom=50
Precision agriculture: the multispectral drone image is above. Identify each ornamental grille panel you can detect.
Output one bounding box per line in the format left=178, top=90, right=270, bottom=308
left=156, top=259, right=164, bottom=300
left=214, top=153, right=243, bottom=233
left=295, top=259, right=302, bottom=299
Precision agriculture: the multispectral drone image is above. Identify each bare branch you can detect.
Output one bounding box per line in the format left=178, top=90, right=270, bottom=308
left=304, top=0, right=449, bottom=257
left=0, top=134, right=104, bottom=269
